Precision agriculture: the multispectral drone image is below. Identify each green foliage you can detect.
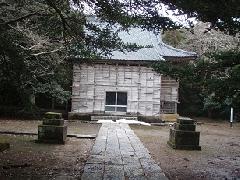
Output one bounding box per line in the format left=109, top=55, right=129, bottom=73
left=0, top=0, right=179, bottom=113
left=91, top=0, right=240, bottom=34
left=162, top=30, right=185, bottom=47
left=0, top=0, right=239, bottom=115
left=161, top=0, right=240, bottom=35
left=0, top=0, right=74, bottom=111
left=153, top=49, right=240, bottom=118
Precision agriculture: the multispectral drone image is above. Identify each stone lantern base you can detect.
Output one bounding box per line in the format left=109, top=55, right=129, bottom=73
left=37, top=112, right=67, bottom=144
left=168, top=117, right=201, bottom=150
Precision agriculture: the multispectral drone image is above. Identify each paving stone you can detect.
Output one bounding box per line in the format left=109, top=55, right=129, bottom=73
left=81, top=122, right=168, bottom=180
left=55, top=175, right=75, bottom=180
left=135, top=151, right=151, bottom=159
left=128, top=176, right=147, bottom=180
left=104, top=165, right=125, bottom=180
left=139, top=158, right=163, bottom=174
left=122, top=156, right=139, bottom=165
left=81, top=172, right=103, bottom=180
left=124, top=162, right=145, bottom=178
left=83, top=163, right=104, bottom=173
left=91, top=145, right=106, bottom=155
left=121, top=151, right=135, bottom=157
left=105, top=155, right=123, bottom=165
left=145, top=173, right=169, bottom=180
left=87, top=155, right=105, bottom=164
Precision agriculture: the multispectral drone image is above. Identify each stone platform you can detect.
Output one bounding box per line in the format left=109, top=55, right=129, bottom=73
left=168, top=117, right=201, bottom=150
left=37, top=112, right=67, bottom=144
left=81, top=122, right=168, bottom=180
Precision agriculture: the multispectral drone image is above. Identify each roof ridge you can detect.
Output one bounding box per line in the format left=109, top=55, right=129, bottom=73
left=159, top=42, right=197, bottom=56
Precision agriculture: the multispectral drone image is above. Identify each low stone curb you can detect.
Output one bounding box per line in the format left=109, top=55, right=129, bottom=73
left=0, top=131, right=96, bottom=139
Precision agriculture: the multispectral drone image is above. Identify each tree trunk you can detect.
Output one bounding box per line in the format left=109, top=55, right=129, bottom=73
left=29, top=93, right=35, bottom=106
left=208, top=109, right=212, bottom=118
left=51, top=98, right=55, bottom=110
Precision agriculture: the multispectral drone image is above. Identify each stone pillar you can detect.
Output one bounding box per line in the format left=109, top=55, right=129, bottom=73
left=37, top=112, right=67, bottom=144
left=167, top=117, right=201, bottom=150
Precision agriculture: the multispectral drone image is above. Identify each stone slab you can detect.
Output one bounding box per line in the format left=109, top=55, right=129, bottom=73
left=37, top=125, right=67, bottom=144
left=104, top=165, right=125, bottom=180
left=177, top=117, right=195, bottom=124
left=42, top=119, right=64, bottom=126
left=44, top=112, right=62, bottom=119
left=81, top=122, right=168, bottom=179
left=174, top=123, right=196, bottom=131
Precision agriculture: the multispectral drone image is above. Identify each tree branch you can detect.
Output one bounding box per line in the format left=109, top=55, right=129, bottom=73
left=32, top=48, right=62, bottom=56
left=45, top=0, right=85, bottom=42
left=45, top=0, right=68, bottom=31
left=1, top=12, right=39, bottom=26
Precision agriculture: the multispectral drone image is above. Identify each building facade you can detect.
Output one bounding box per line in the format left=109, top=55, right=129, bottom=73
left=71, top=61, right=179, bottom=116
left=70, top=25, right=197, bottom=119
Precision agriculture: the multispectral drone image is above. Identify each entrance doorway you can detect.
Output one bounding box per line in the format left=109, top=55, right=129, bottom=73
left=105, top=92, right=127, bottom=112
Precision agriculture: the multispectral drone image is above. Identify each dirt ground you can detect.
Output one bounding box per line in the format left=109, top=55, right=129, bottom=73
left=0, top=120, right=101, bottom=135
left=0, top=120, right=101, bottom=179
left=1, top=119, right=240, bottom=180
left=131, top=119, right=240, bottom=180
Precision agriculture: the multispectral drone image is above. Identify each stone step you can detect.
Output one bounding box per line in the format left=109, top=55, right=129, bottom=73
left=91, top=116, right=138, bottom=121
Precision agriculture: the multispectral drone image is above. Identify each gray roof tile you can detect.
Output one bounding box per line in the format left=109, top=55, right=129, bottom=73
left=107, top=28, right=197, bottom=61
left=80, top=16, right=197, bottom=62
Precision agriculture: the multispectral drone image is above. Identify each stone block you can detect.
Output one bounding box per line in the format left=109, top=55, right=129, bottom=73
left=38, top=125, right=67, bottom=144
left=42, top=119, right=64, bottom=126
left=83, top=163, right=104, bottom=173
left=104, top=164, right=125, bottom=179
left=177, top=117, right=195, bottom=124
left=174, top=123, right=196, bottom=131
left=44, top=112, right=62, bottom=119
left=168, top=129, right=201, bottom=150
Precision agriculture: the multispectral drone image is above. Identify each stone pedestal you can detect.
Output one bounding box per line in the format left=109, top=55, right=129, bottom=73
left=168, top=117, right=201, bottom=150
left=37, top=112, right=67, bottom=144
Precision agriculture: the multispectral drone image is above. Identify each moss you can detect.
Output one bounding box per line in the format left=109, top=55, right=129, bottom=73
left=138, top=116, right=164, bottom=123
left=68, top=113, right=91, bottom=121
left=0, top=138, right=10, bottom=152
left=44, top=112, right=62, bottom=119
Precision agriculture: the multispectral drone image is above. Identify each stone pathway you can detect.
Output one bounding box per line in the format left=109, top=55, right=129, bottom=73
left=81, top=122, right=168, bottom=180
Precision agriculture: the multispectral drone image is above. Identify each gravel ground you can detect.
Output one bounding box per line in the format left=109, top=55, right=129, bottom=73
left=130, top=120, right=240, bottom=180
left=0, top=120, right=101, bottom=179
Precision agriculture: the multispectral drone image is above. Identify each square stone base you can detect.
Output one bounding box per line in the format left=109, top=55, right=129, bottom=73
left=43, top=119, right=64, bottom=126
left=167, top=141, right=201, bottom=150
left=174, top=123, right=196, bottom=131
left=37, top=125, right=67, bottom=144
left=168, top=129, right=201, bottom=150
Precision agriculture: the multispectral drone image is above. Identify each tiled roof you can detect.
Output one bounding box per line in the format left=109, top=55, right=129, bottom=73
left=107, top=27, right=197, bottom=61
left=79, top=16, right=197, bottom=62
